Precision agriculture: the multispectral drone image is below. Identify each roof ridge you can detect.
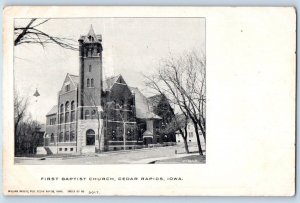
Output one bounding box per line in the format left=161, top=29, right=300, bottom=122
left=87, top=24, right=96, bottom=36
left=147, top=94, right=163, bottom=99
left=69, top=74, right=79, bottom=77
left=46, top=105, right=58, bottom=116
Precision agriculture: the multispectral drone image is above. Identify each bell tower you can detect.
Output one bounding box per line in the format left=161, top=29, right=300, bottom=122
left=78, top=25, right=103, bottom=119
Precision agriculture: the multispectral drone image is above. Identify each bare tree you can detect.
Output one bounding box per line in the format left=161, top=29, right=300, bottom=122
left=104, top=96, right=138, bottom=150
left=16, top=118, right=41, bottom=155
left=83, top=91, right=136, bottom=152
left=14, top=91, right=43, bottom=155
left=14, top=18, right=78, bottom=50
left=161, top=113, right=190, bottom=153
left=14, top=90, right=28, bottom=139
left=144, top=50, right=206, bottom=156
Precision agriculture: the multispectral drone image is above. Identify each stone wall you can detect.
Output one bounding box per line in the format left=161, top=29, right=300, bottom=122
left=77, top=119, right=104, bottom=154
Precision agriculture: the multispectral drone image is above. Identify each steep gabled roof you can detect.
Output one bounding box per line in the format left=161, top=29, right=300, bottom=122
left=62, top=74, right=125, bottom=91
left=69, top=74, right=79, bottom=85
left=46, top=105, right=57, bottom=116
left=130, top=87, right=161, bottom=120
left=58, top=73, right=78, bottom=95
left=103, top=74, right=121, bottom=91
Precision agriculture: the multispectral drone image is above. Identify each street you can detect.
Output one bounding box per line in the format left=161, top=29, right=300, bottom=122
left=15, top=143, right=206, bottom=164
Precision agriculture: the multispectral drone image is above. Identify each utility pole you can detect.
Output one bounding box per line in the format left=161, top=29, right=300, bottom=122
left=33, top=88, right=40, bottom=148
left=97, top=105, right=102, bottom=152
left=123, top=121, right=126, bottom=151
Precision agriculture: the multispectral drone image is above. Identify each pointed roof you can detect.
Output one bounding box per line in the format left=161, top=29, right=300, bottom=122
left=103, top=75, right=121, bottom=91
left=83, top=25, right=101, bottom=43
left=87, top=24, right=96, bottom=37
left=79, top=25, right=102, bottom=42
left=58, top=73, right=78, bottom=95
left=46, top=105, right=58, bottom=116
left=129, top=87, right=161, bottom=120
left=69, top=74, right=79, bottom=85
left=60, top=74, right=120, bottom=90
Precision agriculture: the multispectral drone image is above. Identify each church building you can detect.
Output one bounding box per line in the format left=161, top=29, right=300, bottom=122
left=43, top=26, right=176, bottom=154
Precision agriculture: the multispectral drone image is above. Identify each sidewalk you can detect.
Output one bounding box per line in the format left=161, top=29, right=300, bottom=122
left=128, top=153, right=202, bottom=164
left=15, top=143, right=206, bottom=164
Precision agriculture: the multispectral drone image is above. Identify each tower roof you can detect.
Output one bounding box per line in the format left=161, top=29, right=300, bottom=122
left=79, top=24, right=102, bottom=43
left=87, top=24, right=96, bottom=37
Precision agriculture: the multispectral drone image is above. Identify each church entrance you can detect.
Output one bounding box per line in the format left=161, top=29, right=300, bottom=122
left=143, top=137, right=153, bottom=146
left=86, top=129, right=95, bottom=145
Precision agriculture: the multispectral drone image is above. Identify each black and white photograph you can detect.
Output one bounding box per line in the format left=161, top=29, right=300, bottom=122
left=13, top=18, right=206, bottom=164
left=3, top=6, right=295, bottom=196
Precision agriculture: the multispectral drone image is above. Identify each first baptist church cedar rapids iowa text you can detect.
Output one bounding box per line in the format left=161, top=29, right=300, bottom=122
left=42, top=25, right=176, bottom=154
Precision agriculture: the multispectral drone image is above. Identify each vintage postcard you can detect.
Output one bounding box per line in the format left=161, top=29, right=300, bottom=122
left=2, top=6, right=295, bottom=196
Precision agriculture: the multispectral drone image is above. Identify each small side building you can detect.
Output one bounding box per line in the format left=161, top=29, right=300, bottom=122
left=175, top=121, right=205, bottom=144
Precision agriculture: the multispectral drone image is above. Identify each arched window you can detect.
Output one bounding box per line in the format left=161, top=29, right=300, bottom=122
left=59, top=132, right=64, bottom=142
left=70, top=131, right=76, bottom=142
left=64, top=131, right=70, bottom=142
left=60, top=104, right=64, bottom=113
left=91, top=48, right=94, bottom=56
left=88, top=36, right=94, bottom=42
left=86, top=129, right=95, bottom=145
left=91, top=78, right=94, bottom=87
left=71, top=101, right=75, bottom=122
left=50, top=133, right=55, bottom=143
left=89, top=65, right=92, bottom=72
left=60, top=114, right=64, bottom=124
left=71, top=111, right=75, bottom=122
left=119, top=99, right=124, bottom=109
left=65, top=101, right=70, bottom=123
left=65, top=112, right=69, bottom=123
left=60, top=104, right=64, bottom=124
left=85, top=110, right=90, bottom=120
left=71, top=101, right=75, bottom=110
left=91, top=110, right=96, bottom=119
left=65, top=101, right=70, bottom=111
left=87, top=78, right=90, bottom=87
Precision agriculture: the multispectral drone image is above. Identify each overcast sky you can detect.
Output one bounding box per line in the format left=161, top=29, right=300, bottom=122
left=14, top=18, right=205, bottom=123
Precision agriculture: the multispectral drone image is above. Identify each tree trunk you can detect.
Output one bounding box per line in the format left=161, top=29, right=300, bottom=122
left=183, top=137, right=189, bottom=154
left=193, top=122, right=203, bottom=156
left=197, top=118, right=206, bottom=143
left=179, top=128, right=189, bottom=153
